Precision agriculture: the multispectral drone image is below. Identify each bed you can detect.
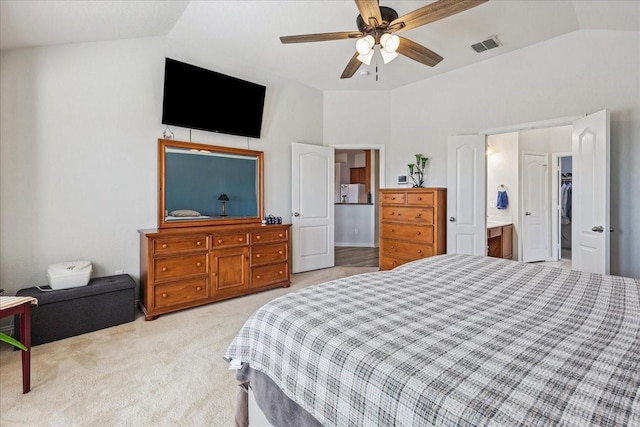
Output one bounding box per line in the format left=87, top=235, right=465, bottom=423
left=224, top=254, right=640, bottom=426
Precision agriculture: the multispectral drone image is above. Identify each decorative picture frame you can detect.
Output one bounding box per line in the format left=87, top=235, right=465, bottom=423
left=397, top=175, right=408, bottom=184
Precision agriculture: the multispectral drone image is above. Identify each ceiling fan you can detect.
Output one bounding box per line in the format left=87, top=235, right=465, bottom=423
left=280, top=0, right=488, bottom=79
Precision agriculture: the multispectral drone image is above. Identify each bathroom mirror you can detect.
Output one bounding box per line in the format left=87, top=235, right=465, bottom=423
left=158, top=139, right=264, bottom=228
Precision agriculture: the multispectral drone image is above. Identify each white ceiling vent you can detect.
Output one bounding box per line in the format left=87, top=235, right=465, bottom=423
left=471, top=36, right=501, bottom=53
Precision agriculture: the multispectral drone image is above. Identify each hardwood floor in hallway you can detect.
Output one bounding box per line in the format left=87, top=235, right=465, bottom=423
left=335, top=246, right=379, bottom=268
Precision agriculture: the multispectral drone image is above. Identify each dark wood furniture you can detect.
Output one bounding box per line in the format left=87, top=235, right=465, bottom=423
left=487, top=223, right=513, bottom=259
left=1, top=297, right=36, bottom=393
left=378, top=188, right=447, bottom=270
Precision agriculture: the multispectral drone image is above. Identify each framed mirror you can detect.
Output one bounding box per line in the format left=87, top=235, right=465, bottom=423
left=158, top=139, right=264, bottom=228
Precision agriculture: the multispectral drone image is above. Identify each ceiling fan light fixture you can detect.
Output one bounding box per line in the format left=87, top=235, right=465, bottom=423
left=355, top=35, right=375, bottom=55
left=380, top=33, right=400, bottom=53
left=380, top=48, right=398, bottom=64
left=357, top=49, right=374, bottom=65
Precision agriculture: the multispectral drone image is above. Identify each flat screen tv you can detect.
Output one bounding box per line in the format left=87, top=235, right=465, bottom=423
left=162, top=58, right=266, bottom=139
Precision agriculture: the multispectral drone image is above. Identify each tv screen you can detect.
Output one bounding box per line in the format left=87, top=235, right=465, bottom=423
left=162, top=58, right=266, bottom=139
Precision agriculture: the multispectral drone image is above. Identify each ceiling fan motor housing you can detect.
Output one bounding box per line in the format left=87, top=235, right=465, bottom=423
left=356, top=6, right=399, bottom=39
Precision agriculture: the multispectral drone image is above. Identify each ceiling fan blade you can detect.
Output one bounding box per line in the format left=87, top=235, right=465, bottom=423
left=355, top=0, right=383, bottom=27
left=341, top=52, right=362, bottom=79
left=396, top=36, right=443, bottom=67
left=390, top=0, right=488, bottom=33
left=280, top=31, right=363, bottom=44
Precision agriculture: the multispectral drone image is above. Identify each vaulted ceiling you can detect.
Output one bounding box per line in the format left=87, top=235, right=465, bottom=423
left=1, top=1, right=638, bottom=91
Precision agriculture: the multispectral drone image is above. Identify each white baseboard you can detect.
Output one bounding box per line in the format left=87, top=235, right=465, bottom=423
left=335, top=242, right=377, bottom=247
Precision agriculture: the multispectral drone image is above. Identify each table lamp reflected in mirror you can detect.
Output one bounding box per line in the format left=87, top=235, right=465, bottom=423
left=218, top=193, right=229, bottom=216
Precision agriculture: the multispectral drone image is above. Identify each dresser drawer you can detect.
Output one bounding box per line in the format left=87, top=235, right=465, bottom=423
left=380, top=223, right=433, bottom=243
left=212, top=233, right=249, bottom=248
left=379, top=255, right=410, bottom=271
left=381, top=192, right=406, bottom=205
left=251, top=243, right=287, bottom=265
left=153, top=236, right=208, bottom=255
left=251, top=263, right=289, bottom=288
left=153, top=254, right=207, bottom=281
left=488, top=226, right=502, bottom=238
left=406, top=192, right=434, bottom=206
left=153, top=277, right=208, bottom=309
left=380, top=239, right=433, bottom=259
left=382, top=206, right=434, bottom=224
left=252, top=228, right=288, bottom=244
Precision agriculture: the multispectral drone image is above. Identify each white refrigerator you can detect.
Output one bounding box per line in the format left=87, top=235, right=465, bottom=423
left=340, top=184, right=367, bottom=203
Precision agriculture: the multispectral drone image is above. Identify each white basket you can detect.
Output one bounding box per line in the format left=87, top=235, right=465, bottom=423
left=47, top=260, right=92, bottom=290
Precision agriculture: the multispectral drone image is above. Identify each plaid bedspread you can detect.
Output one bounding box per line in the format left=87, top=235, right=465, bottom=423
left=224, top=254, right=640, bottom=426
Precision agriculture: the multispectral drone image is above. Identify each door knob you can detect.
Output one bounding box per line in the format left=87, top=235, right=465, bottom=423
left=449, top=217, right=455, bottom=222
left=592, top=226, right=604, bottom=232
left=525, top=212, right=532, bottom=216
left=293, top=212, right=300, bottom=217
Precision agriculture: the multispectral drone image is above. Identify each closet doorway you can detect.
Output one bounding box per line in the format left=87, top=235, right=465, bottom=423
left=552, top=153, right=573, bottom=268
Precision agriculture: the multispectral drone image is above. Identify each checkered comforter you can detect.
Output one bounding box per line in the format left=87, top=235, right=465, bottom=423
left=224, top=254, right=640, bottom=426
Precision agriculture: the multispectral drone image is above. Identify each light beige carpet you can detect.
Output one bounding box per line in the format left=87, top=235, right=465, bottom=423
left=0, top=266, right=377, bottom=427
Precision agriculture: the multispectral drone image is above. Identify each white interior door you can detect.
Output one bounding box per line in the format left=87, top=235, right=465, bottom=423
left=447, top=135, right=486, bottom=255
left=521, top=152, right=549, bottom=262
left=291, top=142, right=335, bottom=273
left=572, top=110, right=610, bottom=274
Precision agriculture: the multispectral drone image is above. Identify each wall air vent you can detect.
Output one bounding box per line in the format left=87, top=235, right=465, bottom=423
left=471, top=36, right=501, bottom=53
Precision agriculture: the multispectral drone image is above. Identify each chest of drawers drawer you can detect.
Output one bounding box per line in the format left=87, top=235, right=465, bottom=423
left=380, top=223, right=433, bottom=243
left=251, top=243, right=287, bottom=266
left=153, top=235, right=208, bottom=254
left=252, top=229, right=288, bottom=244
left=251, top=263, right=289, bottom=289
left=406, top=192, right=434, bottom=206
left=212, top=233, right=249, bottom=248
left=379, top=255, right=410, bottom=271
left=381, top=206, right=434, bottom=224
left=153, top=277, right=208, bottom=309
left=153, top=254, right=207, bottom=281
left=381, top=192, right=406, bottom=205
left=380, top=239, right=434, bottom=259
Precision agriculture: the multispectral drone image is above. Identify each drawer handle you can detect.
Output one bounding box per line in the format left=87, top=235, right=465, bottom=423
left=256, top=275, right=261, bottom=279
left=217, top=239, right=223, bottom=244
left=196, top=286, right=202, bottom=291
left=391, top=245, right=395, bottom=249
left=238, top=237, right=244, bottom=242
left=161, top=244, right=168, bottom=249
left=196, top=262, right=202, bottom=267
left=256, top=235, right=261, bottom=240
left=162, top=267, right=167, bottom=272
left=212, top=272, right=217, bottom=277
left=416, top=214, right=422, bottom=218
left=278, top=250, right=283, bottom=255
left=418, top=250, right=422, bottom=254
left=279, top=271, right=283, bottom=275
left=196, top=241, right=202, bottom=246
left=416, top=231, right=421, bottom=235
left=162, top=293, right=168, bottom=298
left=278, top=233, right=283, bottom=237
left=256, top=254, right=261, bottom=258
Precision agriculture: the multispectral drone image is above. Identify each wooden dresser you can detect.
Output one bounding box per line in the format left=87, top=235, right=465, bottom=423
left=139, top=223, right=290, bottom=320
left=379, top=188, right=447, bottom=270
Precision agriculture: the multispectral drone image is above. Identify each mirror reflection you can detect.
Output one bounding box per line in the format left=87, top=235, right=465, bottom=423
left=158, top=139, right=263, bottom=228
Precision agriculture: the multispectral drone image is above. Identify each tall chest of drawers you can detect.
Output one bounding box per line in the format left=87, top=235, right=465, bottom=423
left=139, top=223, right=290, bottom=320
left=379, top=188, right=447, bottom=270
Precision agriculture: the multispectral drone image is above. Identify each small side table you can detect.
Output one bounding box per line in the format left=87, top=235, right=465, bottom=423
left=0, top=296, right=38, bottom=393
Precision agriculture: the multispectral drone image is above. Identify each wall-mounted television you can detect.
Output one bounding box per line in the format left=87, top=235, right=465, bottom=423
left=161, top=58, right=266, bottom=139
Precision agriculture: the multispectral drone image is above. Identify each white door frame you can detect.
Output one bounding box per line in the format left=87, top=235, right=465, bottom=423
left=331, top=144, right=386, bottom=246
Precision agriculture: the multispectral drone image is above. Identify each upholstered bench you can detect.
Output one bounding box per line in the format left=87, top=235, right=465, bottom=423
left=15, top=274, right=136, bottom=347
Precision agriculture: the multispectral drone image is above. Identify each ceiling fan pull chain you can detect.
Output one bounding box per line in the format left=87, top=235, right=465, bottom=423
left=376, top=64, right=378, bottom=82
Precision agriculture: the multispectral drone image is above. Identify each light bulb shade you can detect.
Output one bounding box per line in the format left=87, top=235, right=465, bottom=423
left=380, top=33, right=400, bottom=53
left=357, top=49, right=374, bottom=65
left=218, top=193, right=229, bottom=201
left=380, top=49, right=398, bottom=64
left=355, top=35, right=375, bottom=55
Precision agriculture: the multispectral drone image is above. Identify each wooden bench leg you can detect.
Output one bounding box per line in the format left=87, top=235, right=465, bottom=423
left=20, top=303, right=32, bottom=393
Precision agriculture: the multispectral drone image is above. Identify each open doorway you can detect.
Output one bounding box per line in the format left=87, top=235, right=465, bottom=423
left=486, top=125, right=572, bottom=266
left=333, top=146, right=385, bottom=267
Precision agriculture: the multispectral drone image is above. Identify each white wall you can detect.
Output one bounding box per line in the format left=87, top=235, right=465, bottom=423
left=325, top=30, right=640, bottom=278
left=0, top=37, right=323, bottom=295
